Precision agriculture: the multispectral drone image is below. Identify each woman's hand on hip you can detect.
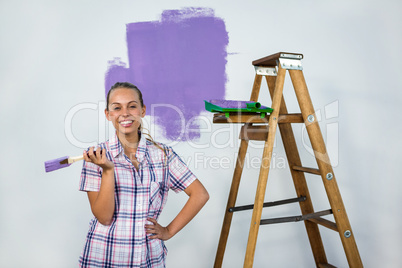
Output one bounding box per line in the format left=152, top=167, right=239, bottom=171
left=145, top=218, right=173, bottom=241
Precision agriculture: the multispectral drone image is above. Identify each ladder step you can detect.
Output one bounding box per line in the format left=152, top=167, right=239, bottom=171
left=292, top=165, right=321, bottom=175
left=252, top=52, right=304, bottom=67
left=213, top=113, right=303, bottom=124
left=239, top=125, right=268, bottom=141
left=318, top=263, right=337, bottom=268
left=307, top=217, right=338, bottom=232
left=229, top=196, right=306, bottom=212
left=260, top=209, right=332, bottom=225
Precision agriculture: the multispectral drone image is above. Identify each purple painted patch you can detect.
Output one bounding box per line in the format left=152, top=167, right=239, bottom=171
left=105, top=7, right=228, bottom=140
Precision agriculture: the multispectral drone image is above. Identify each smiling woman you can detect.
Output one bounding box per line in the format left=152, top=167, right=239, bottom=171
left=78, top=82, right=209, bottom=268
left=105, top=83, right=146, bottom=139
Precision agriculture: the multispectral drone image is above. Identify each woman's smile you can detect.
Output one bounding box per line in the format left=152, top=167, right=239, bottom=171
left=119, top=119, right=134, bottom=128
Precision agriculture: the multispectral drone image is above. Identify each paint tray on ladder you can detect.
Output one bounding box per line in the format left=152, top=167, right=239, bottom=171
left=204, top=99, right=273, bottom=118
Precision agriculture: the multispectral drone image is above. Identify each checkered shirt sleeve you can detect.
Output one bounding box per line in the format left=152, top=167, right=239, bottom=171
left=167, top=147, right=197, bottom=193
left=79, top=160, right=103, bottom=192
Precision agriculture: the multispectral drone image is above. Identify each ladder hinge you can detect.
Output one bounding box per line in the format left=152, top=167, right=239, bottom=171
left=279, top=57, right=303, bottom=70
left=280, top=53, right=303, bottom=60
left=254, top=66, right=277, bottom=76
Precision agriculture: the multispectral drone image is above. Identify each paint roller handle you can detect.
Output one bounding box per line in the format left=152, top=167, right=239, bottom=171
left=69, top=155, right=85, bottom=164
left=246, top=102, right=261, bottom=109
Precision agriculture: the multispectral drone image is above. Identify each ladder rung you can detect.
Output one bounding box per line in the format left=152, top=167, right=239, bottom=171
left=229, top=196, right=306, bottom=213
left=213, top=113, right=303, bottom=124
left=292, top=166, right=321, bottom=175
left=318, top=263, right=337, bottom=268
left=307, top=217, right=338, bottom=232
left=279, top=114, right=303, bottom=123
left=260, top=209, right=332, bottom=225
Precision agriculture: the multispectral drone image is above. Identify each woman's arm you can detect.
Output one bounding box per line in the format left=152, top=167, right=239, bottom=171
left=84, top=147, right=115, bottom=226
left=145, top=179, right=209, bottom=240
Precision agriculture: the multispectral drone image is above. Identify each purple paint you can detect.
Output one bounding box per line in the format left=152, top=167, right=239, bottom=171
left=44, top=156, right=70, bottom=172
left=105, top=8, right=228, bottom=140
left=208, top=100, right=261, bottom=109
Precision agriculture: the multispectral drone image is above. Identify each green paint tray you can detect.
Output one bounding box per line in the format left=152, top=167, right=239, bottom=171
left=205, top=99, right=273, bottom=118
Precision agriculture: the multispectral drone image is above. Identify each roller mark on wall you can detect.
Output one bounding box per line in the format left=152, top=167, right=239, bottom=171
left=105, top=7, right=228, bottom=140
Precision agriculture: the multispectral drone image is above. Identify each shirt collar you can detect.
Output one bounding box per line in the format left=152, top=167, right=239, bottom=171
left=109, top=132, right=147, bottom=162
left=135, top=132, right=147, bottom=162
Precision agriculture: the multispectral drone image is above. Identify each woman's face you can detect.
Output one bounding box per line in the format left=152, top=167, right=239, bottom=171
left=105, top=87, right=146, bottom=137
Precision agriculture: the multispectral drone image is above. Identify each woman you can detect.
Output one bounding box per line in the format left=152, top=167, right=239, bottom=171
left=79, top=82, right=209, bottom=267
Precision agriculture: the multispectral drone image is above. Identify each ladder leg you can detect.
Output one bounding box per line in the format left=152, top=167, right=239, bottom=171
left=214, top=139, right=249, bottom=268
left=265, top=75, right=328, bottom=266
left=289, top=69, right=363, bottom=267
left=214, top=74, right=263, bottom=268
left=249, top=73, right=263, bottom=102
left=243, top=66, right=286, bottom=268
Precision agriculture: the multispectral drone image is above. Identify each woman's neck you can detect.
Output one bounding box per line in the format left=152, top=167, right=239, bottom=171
left=117, top=131, right=140, bottom=156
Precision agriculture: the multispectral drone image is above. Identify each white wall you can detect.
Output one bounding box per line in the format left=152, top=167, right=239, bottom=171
left=0, top=0, right=401, bottom=267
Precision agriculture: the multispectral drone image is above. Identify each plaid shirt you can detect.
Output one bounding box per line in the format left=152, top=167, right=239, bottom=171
left=78, top=133, right=197, bottom=267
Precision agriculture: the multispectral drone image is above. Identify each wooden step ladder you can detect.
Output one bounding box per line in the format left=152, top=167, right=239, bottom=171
left=213, top=52, right=363, bottom=268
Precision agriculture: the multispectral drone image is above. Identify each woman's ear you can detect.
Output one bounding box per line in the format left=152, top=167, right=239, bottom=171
left=141, top=105, right=146, bottom=118
left=105, top=108, right=111, bottom=121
